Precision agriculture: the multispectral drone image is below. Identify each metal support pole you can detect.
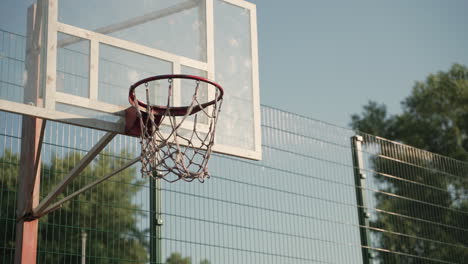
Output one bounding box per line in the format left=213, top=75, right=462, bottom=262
left=150, top=179, right=163, bottom=263
left=15, top=3, right=45, bottom=264
left=81, top=230, right=87, bottom=264
left=15, top=117, right=45, bottom=264
left=351, top=135, right=372, bottom=264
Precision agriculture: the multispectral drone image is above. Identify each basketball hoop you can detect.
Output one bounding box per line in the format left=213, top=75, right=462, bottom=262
left=126, top=74, right=224, bottom=182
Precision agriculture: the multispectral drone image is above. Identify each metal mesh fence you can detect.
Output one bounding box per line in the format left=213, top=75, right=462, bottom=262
left=359, top=135, right=468, bottom=263
left=1, top=29, right=468, bottom=263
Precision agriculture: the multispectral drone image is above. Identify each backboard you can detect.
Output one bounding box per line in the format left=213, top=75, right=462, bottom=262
left=0, top=0, right=261, bottom=160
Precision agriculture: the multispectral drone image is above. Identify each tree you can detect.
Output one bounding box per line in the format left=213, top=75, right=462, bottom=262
left=350, top=64, right=468, bottom=262
left=0, top=149, right=148, bottom=263
left=166, top=252, right=191, bottom=264
left=351, top=63, right=468, bottom=160
left=165, top=252, right=211, bottom=264
left=0, top=150, right=20, bottom=262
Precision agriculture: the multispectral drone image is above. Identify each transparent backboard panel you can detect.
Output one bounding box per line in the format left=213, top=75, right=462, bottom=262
left=58, top=0, right=207, bottom=62
left=180, top=66, right=210, bottom=125
left=56, top=33, right=90, bottom=98
left=0, top=0, right=30, bottom=104
left=0, top=0, right=261, bottom=160
left=98, top=44, right=172, bottom=106
left=214, top=0, right=255, bottom=151
left=180, top=66, right=208, bottom=107
left=0, top=31, right=26, bottom=103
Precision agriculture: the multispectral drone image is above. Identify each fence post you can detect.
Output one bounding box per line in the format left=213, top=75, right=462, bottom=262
left=351, top=135, right=372, bottom=264
left=81, top=230, right=87, bottom=264
left=150, top=179, right=163, bottom=263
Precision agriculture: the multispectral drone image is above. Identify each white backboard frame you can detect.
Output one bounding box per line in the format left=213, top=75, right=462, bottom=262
left=0, top=0, right=261, bottom=160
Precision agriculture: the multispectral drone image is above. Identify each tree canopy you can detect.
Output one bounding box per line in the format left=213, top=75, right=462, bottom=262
left=0, top=149, right=148, bottom=263
left=165, top=252, right=211, bottom=264
left=1, top=148, right=213, bottom=263
left=351, top=63, right=468, bottom=160
left=350, top=63, right=468, bottom=262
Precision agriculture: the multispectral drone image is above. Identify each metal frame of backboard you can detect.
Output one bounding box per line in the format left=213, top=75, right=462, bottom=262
left=33, top=0, right=261, bottom=160
left=0, top=0, right=261, bottom=160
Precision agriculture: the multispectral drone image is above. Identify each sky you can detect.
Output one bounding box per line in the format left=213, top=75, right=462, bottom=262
left=250, top=0, right=468, bottom=127
left=1, top=0, right=468, bottom=130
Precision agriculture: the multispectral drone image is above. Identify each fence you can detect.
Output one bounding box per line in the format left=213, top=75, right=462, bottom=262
left=1, top=29, right=468, bottom=263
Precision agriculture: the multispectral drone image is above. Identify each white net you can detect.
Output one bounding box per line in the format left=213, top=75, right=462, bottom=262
left=130, top=76, right=223, bottom=182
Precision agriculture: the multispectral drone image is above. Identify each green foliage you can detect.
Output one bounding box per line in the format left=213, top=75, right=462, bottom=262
left=0, top=150, right=20, bottom=262
left=350, top=64, right=468, bottom=262
left=350, top=101, right=396, bottom=138
left=351, top=63, right=468, bottom=159
left=399, top=64, right=468, bottom=160
left=0, top=150, right=148, bottom=263
left=0, top=148, right=214, bottom=263
left=165, top=252, right=211, bottom=264
left=166, top=252, right=192, bottom=264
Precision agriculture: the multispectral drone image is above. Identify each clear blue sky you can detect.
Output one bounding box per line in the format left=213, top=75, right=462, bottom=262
left=250, top=0, right=468, bottom=127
